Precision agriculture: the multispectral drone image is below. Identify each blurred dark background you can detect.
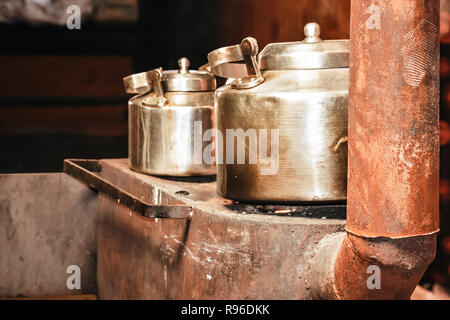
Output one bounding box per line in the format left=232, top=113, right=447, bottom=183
left=0, top=0, right=448, bottom=297
left=0, top=0, right=351, bottom=173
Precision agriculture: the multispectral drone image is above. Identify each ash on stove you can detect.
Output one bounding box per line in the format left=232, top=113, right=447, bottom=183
left=226, top=203, right=346, bottom=219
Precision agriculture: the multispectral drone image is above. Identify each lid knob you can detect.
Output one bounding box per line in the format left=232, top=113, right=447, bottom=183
left=178, top=57, right=190, bottom=74
left=303, top=22, right=322, bottom=43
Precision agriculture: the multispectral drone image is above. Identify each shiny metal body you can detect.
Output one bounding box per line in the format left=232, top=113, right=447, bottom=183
left=125, top=58, right=216, bottom=176
left=209, top=23, right=349, bottom=202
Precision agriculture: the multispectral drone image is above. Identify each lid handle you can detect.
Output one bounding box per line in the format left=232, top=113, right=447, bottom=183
left=207, top=37, right=264, bottom=89
left=123, top=68, right=168, bottom=107
left=178, top=57, right=190, bottom=74
left=303, top=22, right=323, bottom=43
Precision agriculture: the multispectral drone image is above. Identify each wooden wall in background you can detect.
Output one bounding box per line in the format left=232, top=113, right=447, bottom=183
left=0, top=56, right=131, bottom=98
left=219, top=0, right=350, bottom=47
left=0, top=56, right=131, bottom=136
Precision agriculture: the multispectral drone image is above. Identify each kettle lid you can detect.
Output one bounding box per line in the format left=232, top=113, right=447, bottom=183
left=162, top=57, right=216, bottom=92
left=258, top=23, right=349, bottom=70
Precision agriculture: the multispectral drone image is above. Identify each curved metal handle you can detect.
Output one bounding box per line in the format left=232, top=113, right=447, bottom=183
left=123, top=68, right=168, bottom=107
left=198, top=62, right=211, bottom=73
left=333, top=136, right=348, bottom=153
left=207, top=37, right=264, bottom=89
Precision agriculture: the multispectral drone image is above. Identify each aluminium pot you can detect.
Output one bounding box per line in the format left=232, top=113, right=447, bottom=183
left=123, top=57, right=216, bottom=176
left=207, top=23, right=348, bottom=202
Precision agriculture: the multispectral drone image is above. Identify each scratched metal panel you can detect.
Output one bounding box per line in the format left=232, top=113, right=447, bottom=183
left=97, top=159, right=346, bottom=299
left=0, top=173, right=98, bottom=297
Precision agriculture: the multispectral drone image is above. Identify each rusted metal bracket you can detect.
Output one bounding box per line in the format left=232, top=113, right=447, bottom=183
left=63, top=159, right=193, bottom=219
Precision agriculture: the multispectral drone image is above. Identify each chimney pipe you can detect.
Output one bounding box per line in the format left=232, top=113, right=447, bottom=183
left=309, top=0, right=440, bottom=299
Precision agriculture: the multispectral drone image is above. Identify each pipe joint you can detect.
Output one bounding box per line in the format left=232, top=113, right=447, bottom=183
left=310, top=232, right=437, bottom=299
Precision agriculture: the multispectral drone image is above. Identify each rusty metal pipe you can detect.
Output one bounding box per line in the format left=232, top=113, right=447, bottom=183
left=310, top=0, right=440, bottom=299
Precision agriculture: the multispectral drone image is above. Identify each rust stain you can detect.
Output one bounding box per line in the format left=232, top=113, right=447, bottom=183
left=312, top=0, right=440, bottom=300
left=347, top=0, right=440, bottom=238
left=392, top=0, right=402, bottom=20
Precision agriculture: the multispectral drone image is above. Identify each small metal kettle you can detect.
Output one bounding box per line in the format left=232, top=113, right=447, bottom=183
left=207, top=23, right=349, bottom=202
left=123, top=57, right=216, bottom=176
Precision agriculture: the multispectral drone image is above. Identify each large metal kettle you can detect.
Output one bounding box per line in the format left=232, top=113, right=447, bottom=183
left=123, top=58, right=216, bottom=176
left=207, top=23, right=348, bottom=202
